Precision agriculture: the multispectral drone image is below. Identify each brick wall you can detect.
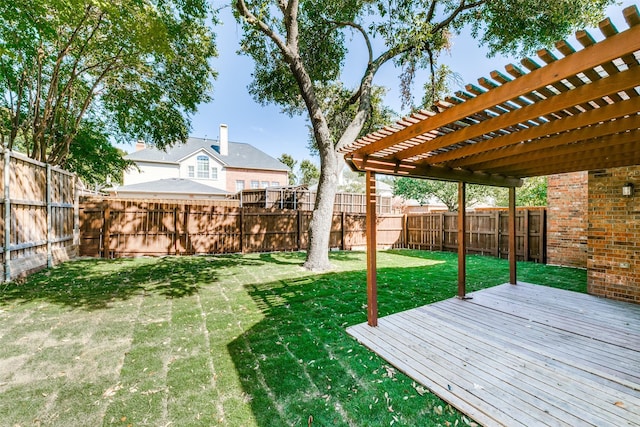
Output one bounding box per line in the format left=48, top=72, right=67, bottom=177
left=588, top=167, right=640, bottom=303
left=225, top=168, right=288, bottom=193
left=547, top=172, right=588, bottom=268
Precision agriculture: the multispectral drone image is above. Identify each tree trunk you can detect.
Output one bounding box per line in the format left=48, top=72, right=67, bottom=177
left=303, top=149, right=341, bottom=271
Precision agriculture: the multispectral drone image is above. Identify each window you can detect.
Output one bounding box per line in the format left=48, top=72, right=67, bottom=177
left=188, top=166, right=194, bottom=178
left=235, top=180, right=245, bottom=191
left=211, top=167, right=218, bottom=180
left=197, top=155, right=209, bottom=179
left=261, top=181, right=269, bottom=188
left=250, top=180, right=259, bottom=189
left=271, top=181, right=279, bottom=187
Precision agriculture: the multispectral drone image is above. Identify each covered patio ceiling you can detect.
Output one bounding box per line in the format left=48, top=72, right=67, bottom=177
left=340, top=7, right=640, bottom=188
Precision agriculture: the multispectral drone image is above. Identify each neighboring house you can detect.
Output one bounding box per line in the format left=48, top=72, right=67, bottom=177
left=109, top=178, right=232, bottom=200
left=120, top=124, right=289, bottom=196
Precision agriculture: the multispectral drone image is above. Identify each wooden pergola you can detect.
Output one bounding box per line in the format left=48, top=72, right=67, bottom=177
left=340, top=6, right=640, bottom=326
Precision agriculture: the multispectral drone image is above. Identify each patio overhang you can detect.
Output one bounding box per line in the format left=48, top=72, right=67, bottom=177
left=341, top=6, right=640, bottom=326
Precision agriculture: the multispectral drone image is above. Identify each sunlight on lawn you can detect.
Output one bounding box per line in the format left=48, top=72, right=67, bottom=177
left=0, top=250, right=585, bottom=426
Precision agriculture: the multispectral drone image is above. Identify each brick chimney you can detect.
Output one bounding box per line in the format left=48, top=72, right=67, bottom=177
left=135, top=140, right=146, bottom=151
left=219, top=124, right=228, bottom=156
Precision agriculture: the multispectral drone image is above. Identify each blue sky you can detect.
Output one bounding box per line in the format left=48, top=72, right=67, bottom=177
left=120, top=1, right=636, bottom=164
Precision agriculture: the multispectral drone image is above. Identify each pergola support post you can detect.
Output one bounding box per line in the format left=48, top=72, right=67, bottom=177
left=366, top=171, right=378, bottom=326
left=509, top=186, right=517, bottom=285
left=457, top=182, right=466, bottom=298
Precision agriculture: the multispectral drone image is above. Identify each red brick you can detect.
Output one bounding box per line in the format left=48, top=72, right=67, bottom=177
left=548, top=167, right=640, bottom=304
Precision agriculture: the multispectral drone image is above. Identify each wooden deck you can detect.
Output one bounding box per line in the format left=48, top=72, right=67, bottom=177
left=347, top=282, right=640, bottom=426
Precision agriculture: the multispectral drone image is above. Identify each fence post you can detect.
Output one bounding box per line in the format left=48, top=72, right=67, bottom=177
left=239, top=207, right=245, bottom=253
left=102, top=201, right=111, bottom=258
left=523, top=209, right=530, bottom=261
left=46, top=164, right=53, bottom=267
left=341, top=211, right=346, bottom=250
left=439, top=212, right=444, bottom=251
left=538, top=209, right=547, bottom=264
left=493, top=211, right=500, bottom=258
left=173, top=206, right=179, bottom=255
left=297, top=209, right=303, bottom=251
left=3, top=151, right=11, bottom=281
left=403, top=214, right=408, bottom=248
left=73, top=176, right=80, bottom=248
left=183, top=204, right=190, bottom=255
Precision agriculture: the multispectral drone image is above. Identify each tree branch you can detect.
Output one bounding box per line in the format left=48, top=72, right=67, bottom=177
left=284, top=0, right=299, bottom=48
left=433, top=0, right=486, bottom=34
left=345, top=42, right=409, bottom=108
left=427, top=44, right=437, bottom=106
left=345, top=0, right=486, bottom=129
left=235, top=0, right=290, bottom=55
left=40, top=5, right=95, bottom=158
left=236, top=0, right=334, bottom=157
left=426, top=0, right=438, bottom=22
left=328, top=20, right=373, bottom=64
left=49, top=46, right=124, bottom=164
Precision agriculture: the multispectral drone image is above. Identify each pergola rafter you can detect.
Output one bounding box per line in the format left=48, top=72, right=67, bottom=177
left=340, top=6, right=640, bottom=327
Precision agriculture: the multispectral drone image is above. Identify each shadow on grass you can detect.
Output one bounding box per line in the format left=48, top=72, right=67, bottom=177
left=0, top=255, right=265, bottom=311
left=226, top=251, right=588, bottom=426
left=226, top=261, right=473, bottom=426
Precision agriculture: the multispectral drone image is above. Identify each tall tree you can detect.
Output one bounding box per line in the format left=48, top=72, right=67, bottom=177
left=0, top=0, right=217, bottom=168
left=278, top=153, right=298, bottom=185
left=61, top=120, right=132, bottom=187
left=394, top=177, right=494, bottom=211
left=234, top=0, right=612, bottom=271
left=299, top=159, right=319, bottom=186
left=494, top=176, right=548, bottom=207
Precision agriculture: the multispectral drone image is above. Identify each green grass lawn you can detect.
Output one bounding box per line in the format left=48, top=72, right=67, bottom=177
left=0, top=250, right=586, bottom=426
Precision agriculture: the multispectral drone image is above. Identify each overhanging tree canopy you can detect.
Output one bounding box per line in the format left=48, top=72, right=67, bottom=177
left=0, top=0, right=217, bottom=166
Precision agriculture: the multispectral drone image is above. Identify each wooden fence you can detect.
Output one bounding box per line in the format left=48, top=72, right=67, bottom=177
left=80, top=198, right=545, bottom=262
left=233, top=187, right=395, bottom=214
left=79, top=198, right=405, bottom=257
left=406, top=208, right=546, bottom=263
left=0, top=150, right=78, bottom=280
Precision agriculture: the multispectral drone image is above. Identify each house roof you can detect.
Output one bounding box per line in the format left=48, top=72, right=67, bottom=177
left=111, top=178, right=230, bottom=195
left=340, top=6, right=640, bottom=188
left=126, top=137, right=289, bottom=172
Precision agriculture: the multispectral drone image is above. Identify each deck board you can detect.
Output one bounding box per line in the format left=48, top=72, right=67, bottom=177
left=347, top=282, right=640, bottom=427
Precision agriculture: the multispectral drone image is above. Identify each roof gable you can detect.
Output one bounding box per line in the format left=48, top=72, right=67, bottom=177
left=111, top=178, right=229, bottom=195
left=126, top=137, right=288, bottom=171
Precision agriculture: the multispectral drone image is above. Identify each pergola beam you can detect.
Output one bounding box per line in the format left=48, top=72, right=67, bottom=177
left=465, top=123, right=640, bottom=172
left=347, top=155, right=523, bottom=187
left=499, top=146, right=640, bottom=177
left=438, top=101, right=640, bottom=167
left=349, top=22, right=640, bottom=158
left=394, top=67, right=639, bottom=161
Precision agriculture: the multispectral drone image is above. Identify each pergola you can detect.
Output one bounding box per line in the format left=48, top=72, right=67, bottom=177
left=340, top=6, right=640, bottom=326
